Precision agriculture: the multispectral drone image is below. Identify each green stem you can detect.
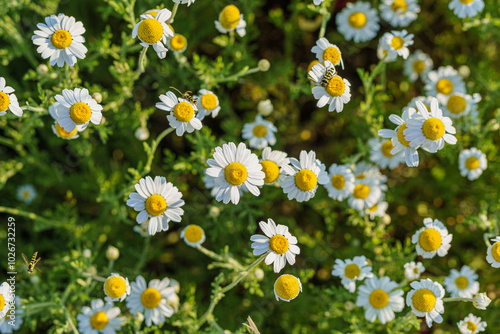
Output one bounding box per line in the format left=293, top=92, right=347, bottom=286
left=141, top=127, right=174, bottom=177
left=23, top=301, right=56, bottom=310
left=197, top=245, right=226, bottom=262
left=443, top=297, right=473, bottom=302
left=0, top=206, right=63, bottom=227
left=21, top=105, right=45, bottom=113
left=134, top=236, right=151, bottom=274
left=216, top=66, right=261, bottom=84
left=168, top=3, right=179, bottom=24
left=229, top=30, right=235, bottom=46
left=62, top=304, right=79, bottom=334
left=318, top=0, right=337, bottom=39
left=137, top=47, right=148, bottom=74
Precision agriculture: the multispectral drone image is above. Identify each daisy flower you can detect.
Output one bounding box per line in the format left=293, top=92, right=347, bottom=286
left=274, top=274, right=302, bottom=302
left=411, top=218, right=452, bottom=259
left=486, top=236, right=500, bottom=268
left=380, top=0, right=420, bottom=27
left=348, top=177, right=382, bottom=211
left=380, top=30, right=414, bottom=60
left=402, top=95, right=435, bottom=114
left=76, top=299, right=123, bottom=334
left=0, top=296, right=23, bottom=333
left=424, top=65, right=466, bottom=104
left=204, top=142, right=265, bottom=205
left=442, top=93, right=481, bottom=119
left=16, top=184, right=36, bottom=205
left=364, top=200, right=389, bottom=220
left=132, top=9, right=174, bottom=59
left=404, top=98, right=457, bottom=153
left=180, top=224, right=206, bottom=247
left=309, top=61, right=351, bottom=113
left=406, top=279, right=445, bottom=328
left=336, top=1, right=380, bottom=43
left=459, top=148, right=487, bottom=180
left=377, top=44, right=398, bottom=63
left=324, top=163, right=355, bottom=201
left=313, top=0, right=324, bottom=5
left=156, top=91, right=202, bottom=136
left=133, top=222, right=150, bottom=237
left=0, top=78, right=22, bottom=117
left=126, top=276, right=176, bottom=326
left=352, top=162, right=388, bottom=190
left=215, top=5, right=247, bottom=37
left=472, top=293, right=491, bottom=310
left=403, top=50, right=433, bottom=82
left=195, top=89, right=220, bottom=120
left=32, top=13, right=87, bottom=67
left=250, top=218, right=300, bottom=273
left=104, top=273, right=131, bottom=303
left=404, top=262, right=425, bottom=281
left=0, top=283, right=13, bottom=319
left=356, top=276, right=404, bottom=324
left=280, top=150, right=329, bottom=202
left=55, top=88, right=103, bottom=132
left=259, top=147, right=290, bottom=185
left=331, top=256, right=374, bottom=292
left=449, top=0, right=484, bottom=18
left=49, top=102, right=81, bottom=139
left=457, top=313, right=487, bottom=334
left=167, top=33, right=187, bottom=53
left=126, top=176, right=185, bottom=235
left=172, top=0, right=196, bottom=6
left=444, top=265, right=479, bottom=298
left=311, top=37, right=344, bottom=69
left=241, top=115, right=277, bottom=149
left=368, top=138, right=404, bottom=170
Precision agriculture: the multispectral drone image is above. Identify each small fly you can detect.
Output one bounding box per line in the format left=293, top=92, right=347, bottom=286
left=22, top=251, right=42, bottom=274
left=170, top=86, right=197, bottom=104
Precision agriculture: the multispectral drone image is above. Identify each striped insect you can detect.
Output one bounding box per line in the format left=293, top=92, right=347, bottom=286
left=170, top=86, right=197, bottom=105
left=22, top=252, right=42, bottom=274
left=320, top=67, right=336, bottom=87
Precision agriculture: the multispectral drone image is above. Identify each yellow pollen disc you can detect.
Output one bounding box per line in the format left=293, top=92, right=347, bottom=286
left=460, top=0, right=474, bottom=3
left=224, top=162, right=248, bottom=186
left=447, top=95, right=467, bottom=114
left=369, top=289, right=390, bottom=309
left=0, top=295, right=4, bottom=311
left=261, top=160, right=280, bottom=184
left=219, top=5, right=241, bottom=30
left=70, top=102, right=92, bottom=124
left=344, top=263, right=361, bottom=279
left=0, top=91, right=10, bottom=112
left=412, top=60, right=426, bottom=74
left=455, top=276, right=469, bottom=290
left=466, top=321, right=477, bottom=331
left=105, top=276, right=127, bottom=298
left=355, top=174, right=366, bottom=180
left=294, top=169, right=318, bottom=191
left=51, top=29, right=72, bottom=49
left=322, top=46, right=341, bottom=65
left=90, top=312, right=108, bottom=330
left=412, top=288, right=436, bottom=312
left=184, top=225, right=204, bottom=242
left=141, top=288, right=162, bottom=309
left=22, top=191, right=30, bottom=199
left=368, top=203, right=378, bottom=212
left=146, top=10, right=158, bottom=17
left=382, top=140, right=395, bottom=157
left=422, top=118, right=445, bottom=141
left=348, top=12, right=367, bottom=28
left=391, top=36, right=405, bottom=50
left=170, top=34, right=187, bottom=51
left=173, top=102, right=194, bottom=122
left=275, top=275, right=300, bottom=300
left=418, top=228, right=442, bottom=251
left=325, top=76, right=346, bottom=97
left=413, top=268, right=419, bottom=274
left=269, top=235, right=290, bottom=255
left=353, top=184, right=370, bottom=200
left=436, top=78, right=454, bottom=95
left=145, top=194, right=167, bottom=216
left=331, top=174, right=345, bottom=190
left=200, top=93, right=217, bottom=110
left=307, top=60, right=320, bottom=74
left=252, top=124, right=268, bottom=138
left=391, top=0, right=408, bottom=12
left=138, top=18, right=164, bottom=44
left=55, top=122, right=77, bottom=138
left=491, top=242, right=500, bottom=262
left=465, top=156, right=480, bottom=170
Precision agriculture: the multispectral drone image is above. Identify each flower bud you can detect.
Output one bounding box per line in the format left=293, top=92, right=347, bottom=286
left=473, top=293, right=491, bottom=310
left=83, top=249, right=92, bottom=258
left=257, top=99, right=273, bottom=116
left=135, top=127, right=150, bottom=141
left=106, top=246, right=120, bottom=261
left=258, top=59, right=270, bottom=72
left=92, top=92, right=102, bottom=104
left=37, top=64, right=49, bottom=75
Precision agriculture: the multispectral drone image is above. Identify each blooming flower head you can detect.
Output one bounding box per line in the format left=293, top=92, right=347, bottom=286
left=402, top=95, right=435, bottom=114
left=0, top=78, right=22, bottom=117
left=332, top=256, right=374, bottom=292
left=55, top=88, right=103, bottom=132
left=16, top=184, right=37, bottom=205
left=324, top=163, right=355, bottom=201
left=259, top=147, right=290, bottom=185
left=368, top=137, right=404, bottom=170
left=356, top=276, right=404, bottom=324
left=313, top=0, right=324, bottom=5
left=132, top=9, right=174, bottom=59
left=444, top=265, right=479, bottom=298
left=336, top=1, right=380, bottom=43
left=472, top=293, right=491, bottom=310
left=425, top=66, right=466, bottom=104
left=457, top=313, right=487, bottom=334
left=380, top=0, right=420, bottom=27
left=76, top=299, right=124, bottom=334
left=411, top=218, right=452, bottom=259
left=172, top=0, right=196, bottom=6
left=215, top=5, right=247, bottom=37
left=0, top=283, right=14, bottom=319
left=404, top=261, right=425, bottom=281
left=459, top=148, right=487, bottom=181
left=126, top=176, right=185, bottom=235
left=311, top=37, right=344, bottom=69
left=0, top=296, right=23, bottom=333
left=32, top=13, right=87, bottom=67
left=309, top=61, right=351, bottom=113
left=49, top=102, right=81, bottom=139
left=364, top=200, right=389, bottom=220
left=134, top=222, right=150, bottom=237
left=156, top=91, right=202, bottom=136
left=403, top=50, right=433, bottom=82
left=442, top=93, right=481, bottom=119
left=380, top=30, right=414, bottom=60
left=167, top=33, right=187, bottom=53
left=486, top=236, right=500, bottom=268
left=406, top=279, right=445, bottom=328
left=274, top=274, right=302, bottom=302
left=348, top=177, right=382, bottom=211
left=180, top=224, right=206, bottom=247
left=242, top=115, right=277, bottom=149
left=250, top=218, right=300, bottom=273
left=195, top=89, right=220, bottom=120
left=449, top=0, right=484, bottom=18
left=104, top=274, right=131, bottom=303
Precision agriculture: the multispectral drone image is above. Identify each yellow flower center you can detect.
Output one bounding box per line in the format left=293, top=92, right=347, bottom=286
left=219, top=5, right=241, bottom=30
left=446, top=95, right=467, bottom=114
left=224, top=162, right=248, bottom=186
left=382, top=140, right=395, bottom=157
left=460, top=0, right=474, bottom=3
left=145, top=194, right=167, bottom=216
left=353, top=184, right=370, bottom=200
left=412, top=288, right=436, bottom=313
left=348, top=12, right=367, bottom=28
left=146, top=10, right=158, bottom=17
left=51, top=29, right=72, bottom=49
left=467, top=321, right=477, bottom=332
left=0, top=91, right=10, bottom=112
left=396, top=123, right=411, bottom=147
left=491, top=242, right=500, bottom=262
left=55, top=122, right=78, bottom=138
left=422, top=118, right=446, bottom=141
left=344, top=263, right=361, bottom=279
left=412, top=60, right=426, bottom=74
left=307, top=60, right=320, bottom=74
left=331, top=174, right=345, bottom=190
left=173, top=102, right=194, bottom=122
left=418, top=228, right=442, bottom=251
left=269, top=235, right=290, bottom=255
left=90, top=312, right=108, bottom=330
left=261, top=160, right=280, bottom=184
left=325, top=76, right=345, bottom=97
left=138, top=18, right=164, bottom=44
left=0, top=295, right=4, bottom=311
left=275, top=275, right=300, bottom=300
left=200, top=93, right=218, bottom=110
left=455, top=276, right=469, bottom=290
left=169, top=34, right=187, bottom=51
left=294, top=169, right=318, bottom=191
left=369, top=289, right=390, bottom=309
left=184, top=225, right=204, bottom=242
left=141, top=288, right=162, bottom=309
left=465, top=156, right=480, bottom=170
left=413, top=268, right=420, bottom=274
left=70, top=102, right=92, bottom=124
left=391, top=36, right=405, bottom=50
left=322, top=47, right=341, bottom=65
left=368, top=203, right=378, bottom=212
left=436, top=78, right=454, bottom=95
left=22, top=191, right=30, bottom=199
left=104, top=276, right=127, bottom=299
left=391, top=0, right=408, bottom=12
left=252, top=124, right=268, bottom=138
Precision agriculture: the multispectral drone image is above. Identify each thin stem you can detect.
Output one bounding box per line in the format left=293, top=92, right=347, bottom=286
left=134, top=236, right=151, bottom=274
left=137, top=47, right=148, bottom=74
left=220, top=253, right=266, bottom=294
left=0, top=206, right=63, bottom=227
left=197, top=245, right=225, bottom=262
left=62, top=304, right=79, bottom=334
left=318, top=0, right=337, bottom=39
left=21, top=105, right=45, bottom=113
left=168, top=3, right=179, bottom=24
left=141, top=127, right=174, bottom=176
left=216, top=66, right=261, bottom=84
left=229, top=30, right=235, bottom=46
left=443, top=297, right=473, bottom=303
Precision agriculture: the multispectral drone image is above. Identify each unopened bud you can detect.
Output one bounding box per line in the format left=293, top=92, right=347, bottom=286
left=37, top=64, right=49, bottom=75
left=92, top=92, right=102, bottom=104
left=83, top=249, right=92, bottom=258
left=135, top=127, right=150, bottom=141
left=106, top=246, right=120, bottom=261
left=258, top=59, right=270, bottom=72
left=257, top=99, right=273, bottom=116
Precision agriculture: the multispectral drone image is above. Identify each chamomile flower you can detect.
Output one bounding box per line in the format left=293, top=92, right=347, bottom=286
left=472, top=293, right=491, bottom=310
left=132, top=9, right=174, bottom=59
left=457, top=313, right=487, bottom=334
left=280, top=150, right=329, bottom=203
left=49, top=102, right=81, bottom=139
left=313, top=0, right=324, bottom=5
left=16, top=184, right=37, bottom=205
left=274, top=275, right=302, bottom=302
left=336, top=1, right=380, bottom=43
left=104, top=274, right=131, bottom=303
left=406, top=279, right=445, bottom=328
left=133, top=222, right=150, bottom=237
left=424, top=66, right=466, bottom=104
left=364, top=200, right=389, bottom=220
left=180, top=224, right=206, bottom=247
left=250, top=218, right=300, bottom=273
left=32, top=14, right=87, bottom=67
left=167, top=33, right=187, bottom=53
left=404, top=262, right=425, bottom=281
left=126, top=276, right=176, bottom=326
left=459, top=148, right=487, bottom=181
left=242, top=115, right=277, bottom=149
left=377, top=44, right=398, bottom=63
left=0, top=78, right=22, bottom=117
left=259, top=147, right=290, bottom=185
left=215, top=5, right=247, bottom=37
left=324, top=163, right=355, bottom=201
left=486, top=236, right=500, bottom=268
left=352, top=162, right=388, bottom=190
left=0, top=283, right=13, bottom=319
left=380, top=0, right=420, bottom=27
left=126, top=176, right=185, bottom=235
left=380, top=30, right=414, bottom=60
left=0, top=296, right=23, bottom=334
left=172, top=0, right=196, bottom=6
left=402, top=95, right=435, bottom=114
left=204, top=142, right=265, bottom=205
left=55, top=88, right=103, bottom=132
left=311, top=37, right=344, bottom=69
left=368, top=138, right=404, bottom=170
left=156, top=91, right=202, bottom=136
left=449, top=0, right=484, bottom=18
left=356, top=276, right=404, bottom=324
left=348, top=178, right=382, bottom=211
left=411, top=218, right=452, bottom=259
left=195, top=89, right=220, bottom=120
left=309, top=61, right=351, bottom=113
left=403, top=50, right=433, bottom=82
left=76, top=299, right=124, bottom=334
left=444, top=266, right=479, bottom=298
left=442, top=93, right=481, bottom=119
left=332, top=256, right=374, bottom=292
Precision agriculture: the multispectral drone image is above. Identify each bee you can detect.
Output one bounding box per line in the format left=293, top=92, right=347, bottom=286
left=22, top=252, right=42, bottom=274
left=320, top=67, right=336, bottom=87
left=170, top=86, right=197, bottom=104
